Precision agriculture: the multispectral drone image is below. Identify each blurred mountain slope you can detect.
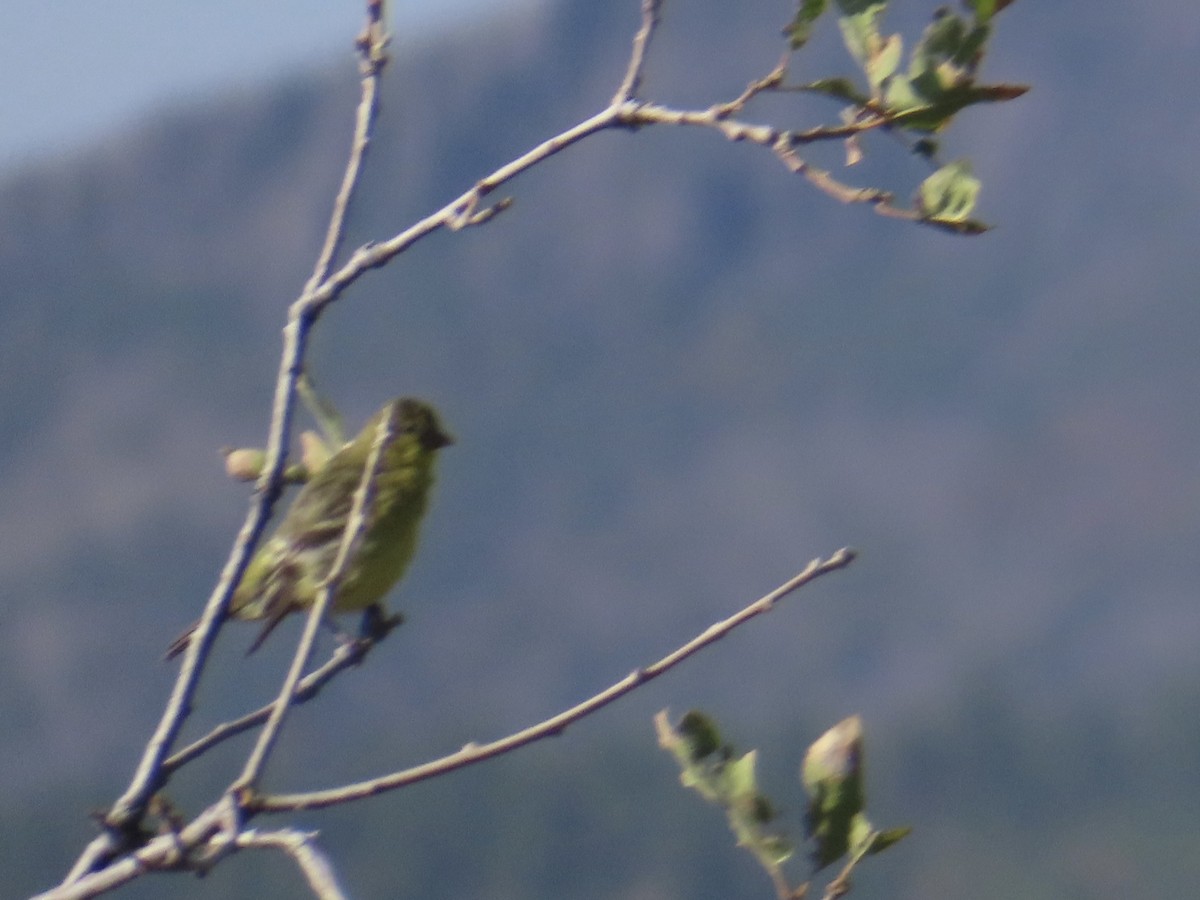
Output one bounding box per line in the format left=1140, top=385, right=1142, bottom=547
left=2, top=1, right=1199, bottom=897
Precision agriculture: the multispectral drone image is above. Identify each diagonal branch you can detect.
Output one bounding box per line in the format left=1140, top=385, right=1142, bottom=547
left=163, top=640, right=376, bottom=773
left=306, top=0, right=389, bottom=291
left=238, top=828, right=348, bottom=900
left=296, top=58, right=976, bottom=318
left=248, top=548, right=857, bottom=813
left=60, top=9, right=398, bottom=887
left=36, top=799, right=238, bottom=900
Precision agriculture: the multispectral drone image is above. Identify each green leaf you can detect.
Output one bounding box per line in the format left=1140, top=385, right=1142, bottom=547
left=917, top=159, right=981, bottom=222
left=843, top=820, right=914, bottom=869
left=801, top=716, right=864, bottom=798
left=965, top=0, right=1018, bottom=24
left=726, top=753, right=794, bottom=871
left=956, top=22, right=992, bottom=73
left=656, top=711, right=794, bottom=879
left=678, top=710, right=722, bottom=761
left=733, top=811, right=795, bottom=871
left=721, top=749, right=759, bottom=797
left=834, top=0, right=888, bottom=68
left=834, top=0, right=888, bottom=15
left=657, top=711, right=725, bottom=802
left=752, top=833, right=794, bottom=868
left=802, top=716, right=867, bottom=870
left=881, top=73, right=923, bottom=115
left=826, top=2, right=1026, bottom=132
left=910, top=9, right=970, bottom=85
left=966, top=0, right=996, bottom=23
left=796, top=77, right=873, bottom=106
left=907, top=8, right=994, bottom=101
left=748, top=793, right=778, bottom=825
left=864, top=825, right=913, bottom=855
left=884, top=81, right=1028, bottom=132
left=866, top=32, right=903, bottom=90
left=784, top=0, right=829, bottom=50
left=914, top=15, right=989, bottom=94
left=848, top=812, right=877, bottom=857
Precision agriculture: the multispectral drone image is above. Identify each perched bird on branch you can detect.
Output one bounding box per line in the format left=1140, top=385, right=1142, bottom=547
left=166, top=397, right=453, bottom=659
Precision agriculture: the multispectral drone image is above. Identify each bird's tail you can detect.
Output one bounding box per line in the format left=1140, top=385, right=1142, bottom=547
left=163, top=621, right=198, bottom=661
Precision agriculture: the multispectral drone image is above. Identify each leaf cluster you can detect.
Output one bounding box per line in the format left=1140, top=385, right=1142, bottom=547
left=657, top=711, right=910, bottom=900
left=784, top=0, right=1027, bottom=229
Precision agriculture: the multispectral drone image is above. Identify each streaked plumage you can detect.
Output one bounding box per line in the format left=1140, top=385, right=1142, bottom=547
left=166, top=397, right=452, bottom=659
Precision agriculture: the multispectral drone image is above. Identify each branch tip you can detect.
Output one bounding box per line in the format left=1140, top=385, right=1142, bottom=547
left=613, top=0, right=663, bottom=103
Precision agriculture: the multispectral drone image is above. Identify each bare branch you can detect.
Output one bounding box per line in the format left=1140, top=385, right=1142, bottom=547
left=287, top=5, right=988, bottom=324
left=62, top=4, right=401, bottom=883
left=447, top=196, right=515, bottom=231
left=249, top=548, right=857, bottom=813
left=304, top=69, right=964, bottom=313
left=239, top=829, right=348, bottom=900
left=777, top=137, right=988, bottom=233
left=711, top=62, right=789, bottom=119
left=620, top=101, right=987, bottom=234
left=36, top=800, right=236, bottom=900
left=613, top=0, right=663, bottom=103
left=307, top=0, right=388, bottom=292
left=163, top=640, right=374, bottom=772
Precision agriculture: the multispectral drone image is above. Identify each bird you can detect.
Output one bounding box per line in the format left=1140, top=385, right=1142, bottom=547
left=166, top=397, right=453, bottom=659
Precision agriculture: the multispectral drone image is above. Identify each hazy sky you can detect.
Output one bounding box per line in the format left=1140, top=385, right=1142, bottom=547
left=0, top=0, right=506, bottom=175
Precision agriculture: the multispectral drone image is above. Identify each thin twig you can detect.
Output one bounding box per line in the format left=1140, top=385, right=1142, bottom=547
left=306, top=0, right=388, bottom=292
left=711, top=62, right=789, bottom=119
left=163, top=640, right=374, bottom=772
left=772, top=139, right=987, bottom=234
left=35, top=800, right=235, bottom=900
left=249, top=548, right=857, bottom=813
left=305, top=103, right=625, bottom=311
left=618, top=101, right=986, bottom=234
left=626, top=100, right=892, bottom=143
left=238, top=829, right=348, bottom=900
left=613, top=0, right=662, bottom=103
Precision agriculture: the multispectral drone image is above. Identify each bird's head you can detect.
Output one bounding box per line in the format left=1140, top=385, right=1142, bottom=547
left=390, top=397, right=454, bottom=451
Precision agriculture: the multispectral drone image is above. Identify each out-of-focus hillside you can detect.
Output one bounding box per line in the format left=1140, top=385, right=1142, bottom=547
left=3, top=1, right=1199, bottom=897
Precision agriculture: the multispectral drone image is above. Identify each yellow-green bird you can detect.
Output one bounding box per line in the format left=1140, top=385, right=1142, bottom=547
left=166, top=397, right=453, bottom=659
